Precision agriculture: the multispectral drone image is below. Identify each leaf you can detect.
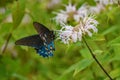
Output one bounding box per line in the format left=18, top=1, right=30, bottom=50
left=0, top=23, right=13, bottom=34
left=62, top=59, right=94, bottom=76
left=80, top=49, right=92, bottom=59
left=94, top=49, right=103, bottom=54
left=102, top=25, right=117, bottom=36
left=92, top=34, right=105, bottom=41
left=11, top=73, right=28, bottom=80
left=110, top=44, right=120, bottom=61
left=12, top=0, right=25, bottom=29
left=105, top=68, right=120, bottom=80
left=107, top=36, right=120, bottom=47
left=73, top=59, right=94, bottom=77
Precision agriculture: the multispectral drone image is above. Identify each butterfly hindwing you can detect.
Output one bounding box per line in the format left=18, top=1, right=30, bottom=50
left=35, top=41, right=55, bottom=57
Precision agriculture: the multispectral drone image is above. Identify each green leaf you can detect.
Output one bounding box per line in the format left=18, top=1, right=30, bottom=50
left=62, top=59, right=94, bottom=76
left=107, top=36, right=120, bottom=47
left=92, top=34, right=105, bottom=41
left=110, top=45, right=120, bottom=61
left=102, top=25, right=117, bottom=36
left=73, top=59, right=93, bottom=77
left=105, top=68, right=120, bottom=80
left=80, top=49, right=92, bottom=59
left=0, top=23, right=13, bottom=34
left=94, top=49, right=103, bottom=55
left=12, top=0, right=25, bottom=29
left=11, top=73, right=28, bottom=80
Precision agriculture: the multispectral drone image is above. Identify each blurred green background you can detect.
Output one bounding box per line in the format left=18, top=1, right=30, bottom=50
left=0, top=0, right=120, bottom=80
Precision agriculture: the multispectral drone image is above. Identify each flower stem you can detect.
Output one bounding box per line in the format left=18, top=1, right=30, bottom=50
left=83, top=37, right=113, bottom=80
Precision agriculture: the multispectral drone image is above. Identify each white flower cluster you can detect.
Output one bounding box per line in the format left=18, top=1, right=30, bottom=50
left=53, top=2, right=107, bottom=44
left=53, top=2, right=89, bottom=24
left=58, top=16, right=98, bottom=44
left=47, top=0, right=61, bottom=9
left=95, top=0, right=118, bottom=5
left=89, top=0, right=118, bottom=14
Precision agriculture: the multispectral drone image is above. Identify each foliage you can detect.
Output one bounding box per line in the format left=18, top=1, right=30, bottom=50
left=0, top=0, right=120, bottom=80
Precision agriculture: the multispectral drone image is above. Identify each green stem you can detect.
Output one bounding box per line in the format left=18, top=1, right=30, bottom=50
left=83, top=37, right=113, bottom=80
left=1, top=33, right=12, bottom=54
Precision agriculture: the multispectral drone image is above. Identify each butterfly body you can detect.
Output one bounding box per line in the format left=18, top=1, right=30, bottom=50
left=15, top=22, right=55, bottom=57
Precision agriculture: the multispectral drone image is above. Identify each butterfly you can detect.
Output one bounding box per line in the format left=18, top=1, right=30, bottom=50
left=15, top=22, right=55, bottom=57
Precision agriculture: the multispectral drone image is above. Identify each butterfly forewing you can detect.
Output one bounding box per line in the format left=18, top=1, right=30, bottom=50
left=33, top=22, right=55, bottom=43
left=33, top=22, right=50, bottom=34
left=15, top=35, right=43, bottom=48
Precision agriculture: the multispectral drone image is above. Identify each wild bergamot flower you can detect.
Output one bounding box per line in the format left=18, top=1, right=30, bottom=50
left=95, top=0, right=118, bottom=5
left=53, top=2, right=90, bottom=24
left=58, top=15, right=98, bottom=44
left=88, top=0, right=118, bottom=14
left=54, top=2, right=98, bottom=44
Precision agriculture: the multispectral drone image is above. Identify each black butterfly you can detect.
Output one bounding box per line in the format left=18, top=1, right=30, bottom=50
left=15, top=22, right=55, bottom=57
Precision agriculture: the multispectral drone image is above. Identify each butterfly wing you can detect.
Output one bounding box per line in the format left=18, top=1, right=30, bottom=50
left=35, top=41, right=54, bottom=57
left=15, top=35, right=43, bottom=48
left=15, top=22, right=55, bottom=57
left=15, top=35, right=54, bottom=57
left=33, top=22, right=55, bottom=57
left=33, top=22, right=55, bottom=44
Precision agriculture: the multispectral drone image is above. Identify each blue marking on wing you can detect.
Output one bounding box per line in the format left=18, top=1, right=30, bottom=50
left=35, top=41, right=55, bottom=57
